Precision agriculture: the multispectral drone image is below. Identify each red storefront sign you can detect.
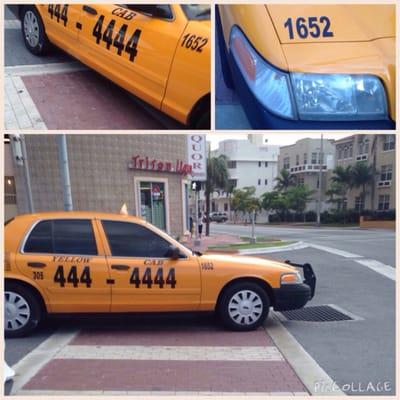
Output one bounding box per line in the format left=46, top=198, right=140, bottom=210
left=128, top=155, right=192, bottom=175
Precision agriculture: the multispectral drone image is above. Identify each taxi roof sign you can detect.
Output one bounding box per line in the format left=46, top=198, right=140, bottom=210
left=119, top=203, right=129, bottom=215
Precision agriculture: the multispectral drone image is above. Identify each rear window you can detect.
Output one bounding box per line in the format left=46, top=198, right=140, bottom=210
left=24, top=219, right=97, bottom=255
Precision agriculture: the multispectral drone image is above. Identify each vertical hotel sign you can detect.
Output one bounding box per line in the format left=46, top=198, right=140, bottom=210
left=188, top=135, right=207, bottom=181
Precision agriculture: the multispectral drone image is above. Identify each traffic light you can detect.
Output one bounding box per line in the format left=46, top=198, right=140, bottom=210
left=191, top=181, right=203, bottom=192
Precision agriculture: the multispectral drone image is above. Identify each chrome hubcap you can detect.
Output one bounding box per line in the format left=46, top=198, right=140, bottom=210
left=23, top=11, right=40, bottom=47
left=5, top=291, right=31, bottom=331
left=228, top=290, right=263, bottom=325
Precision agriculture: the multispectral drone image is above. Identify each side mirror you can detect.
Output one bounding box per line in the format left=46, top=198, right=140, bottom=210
left=166, top=245, right=181, bottom=260
left=128, top=5, right=170, bottom=19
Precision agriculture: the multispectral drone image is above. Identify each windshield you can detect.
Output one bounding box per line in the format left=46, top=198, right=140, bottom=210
left=181, top=4, right=210, bottom=20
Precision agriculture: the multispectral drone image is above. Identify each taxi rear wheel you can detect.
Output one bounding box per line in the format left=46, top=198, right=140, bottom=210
left=4, top=283, right=42, bottom=338
left=21, top=6, right=50, bottom=55
left=218, top=282, right=270, bottom=331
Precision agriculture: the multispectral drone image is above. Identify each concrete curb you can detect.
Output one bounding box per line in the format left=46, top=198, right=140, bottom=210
left=239, top=241, right=309, bottom=255
left=265, top=314, right=346, bottom=396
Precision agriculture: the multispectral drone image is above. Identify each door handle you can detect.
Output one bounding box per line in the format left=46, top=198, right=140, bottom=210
left=83, top=5, right=97, bottom=15
left=111, top=264, right=130, bottom=271
left=27, top=262, right=46, bottom=268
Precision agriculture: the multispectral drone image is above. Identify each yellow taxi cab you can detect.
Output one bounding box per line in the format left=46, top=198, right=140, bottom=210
left=14, top=4, right=210, bottom=128
left=4, top=211, right=316, bottom=337
left=217, top=4, right=396, bottom=129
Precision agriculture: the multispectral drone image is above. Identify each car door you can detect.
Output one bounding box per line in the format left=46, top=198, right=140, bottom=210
left=36, top=4, right=81, bottom=57
left=77, top=4, right=188, bottom=109
left=15, top=218, right=111, bottom=313
left=96, top=219, right=201, bottom=312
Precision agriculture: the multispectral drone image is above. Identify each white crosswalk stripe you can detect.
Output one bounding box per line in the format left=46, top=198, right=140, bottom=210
left=55, top=345, right=284, bottom=361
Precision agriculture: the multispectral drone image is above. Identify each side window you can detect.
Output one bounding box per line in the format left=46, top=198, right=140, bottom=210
left=53, top=220, right=97, bottom=255
left=102, top=220, right=171, bottom=258
left=24, top=219, right=97, bottom=255
left=24, top=220, right=52, bottom=253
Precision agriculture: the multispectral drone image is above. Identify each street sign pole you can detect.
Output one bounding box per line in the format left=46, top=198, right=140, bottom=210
left=20, top=135, right=34, bottom=213
left=194, top=188, right=200, bottom=246
left=317, top=134, right=324, bottom=226
left=56, top=134, right=73, bottom=211
left=250, top=209, right=256, bottom=244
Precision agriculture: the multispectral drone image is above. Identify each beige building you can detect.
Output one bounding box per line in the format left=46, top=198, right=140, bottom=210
left=334, top=134, right=395, bottom=211
left=278, top=138, right=336, bottom=212
left=5, top=135, right=192, bottom=237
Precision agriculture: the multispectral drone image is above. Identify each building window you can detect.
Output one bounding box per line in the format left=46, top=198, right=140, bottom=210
left=298, top=177, right=304, bottom=185
left=224, top=203, right=228, bottom=212
left=338, top=148, right=343, bottom=160
left=229, top=179, right=237, bottom=188
left=227, top=160, right=237, bottom=169
left=295, top=154, right=299, bottom=166
left=264, top=179, right=268, bottom=185
left=355, top=196, right=365, bottom=211
left=258, top=179, right=261, bottom=185
left=349, top=144, right=353, bottom=157
left=378, top=195, right=390, bottom=211
left=283, top=157, right=290, bottom=169
left=258, top=161, right=261, bottom=167
left=303, top=153, right=307, bottom=164
left=383, top=135, right=395, bottom=151
left=139, top=181, right=166, bottom=230
left=311, top=153, right=317, bottom=164
left=264, top=161, right=268, bottom=167
left=5, top=176, right=16, bottom=204
left=358, top=139, right=369, bottom=155
left=380, top=165, right=392, bottom=181
left=337, top=198, right=348, bottom=211
left=318, top=152, right=324, bottom=164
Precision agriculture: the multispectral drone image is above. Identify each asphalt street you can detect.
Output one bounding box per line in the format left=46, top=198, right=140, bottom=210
left=212, top=223, right=396, bottom=395
left=211, top=223, right=396, bottom=267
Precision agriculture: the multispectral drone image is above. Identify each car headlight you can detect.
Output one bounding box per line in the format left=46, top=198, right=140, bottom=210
left=229, top=26, right=295, bottom=119
left=280, top=272, right=302, bottom=285
left=290, top=73, right=388, bottom=121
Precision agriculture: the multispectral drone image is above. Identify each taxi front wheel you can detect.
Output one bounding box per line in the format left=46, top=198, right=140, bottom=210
left=218, top=282, right=270, bottom=331
left=4, top=283, right=42, bottom=338
left=21, top=6, right=50, bottom=56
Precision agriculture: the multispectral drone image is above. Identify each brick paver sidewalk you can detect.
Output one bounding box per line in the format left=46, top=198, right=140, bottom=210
left=18, top=319, right=308, bottom=395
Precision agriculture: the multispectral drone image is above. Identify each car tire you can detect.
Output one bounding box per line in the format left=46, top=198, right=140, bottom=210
left=218, top=282, right=270, bottom=331
left=4, top=282, right=42, bottom=338
left=21, top=6, right=51, bottom=56
left=194, top=110, right=210, bottom=130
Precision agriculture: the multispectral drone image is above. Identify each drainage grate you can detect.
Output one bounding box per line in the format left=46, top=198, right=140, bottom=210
left=278, top=305, right=355, bottom=322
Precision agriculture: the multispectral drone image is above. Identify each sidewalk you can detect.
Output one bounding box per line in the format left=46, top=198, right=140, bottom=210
left=183, top=233, right=242, bottom=253
left=11, top=317, right=309, bottom=395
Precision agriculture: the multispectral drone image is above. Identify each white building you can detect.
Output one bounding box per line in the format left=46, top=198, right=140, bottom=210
left=205, top=135, right=279, bottom=222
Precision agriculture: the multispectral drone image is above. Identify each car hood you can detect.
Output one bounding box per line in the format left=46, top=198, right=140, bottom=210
left=200, top=253, right=296, bottom=273
left=266, top=4, right=395, bottom=44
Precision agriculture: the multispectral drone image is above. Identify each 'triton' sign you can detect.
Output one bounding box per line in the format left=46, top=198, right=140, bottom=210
left=188, top=135, right=207, bottom=181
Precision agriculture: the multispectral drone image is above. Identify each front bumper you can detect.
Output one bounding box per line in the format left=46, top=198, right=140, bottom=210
left=228, top=51, right=396, bottom=130
left=273, top=261, right=316, bottom=311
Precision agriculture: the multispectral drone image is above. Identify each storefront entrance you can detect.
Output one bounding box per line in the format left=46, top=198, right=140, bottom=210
left=139, top=181, right=166, bottom=230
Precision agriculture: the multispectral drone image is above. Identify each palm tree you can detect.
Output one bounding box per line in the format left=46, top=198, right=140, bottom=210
left=204, top=154, right=229, bottom=236
left=330, top=165, right=353, bottom=210
left=351, top=162, right=374, bottom=211
left=274, top=169, right=294, bottom=192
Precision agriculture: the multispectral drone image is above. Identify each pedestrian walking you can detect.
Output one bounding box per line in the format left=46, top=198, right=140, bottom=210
left=198, top=212, right=203, bottom=238
left=189, top=215, right=194, bottom=238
